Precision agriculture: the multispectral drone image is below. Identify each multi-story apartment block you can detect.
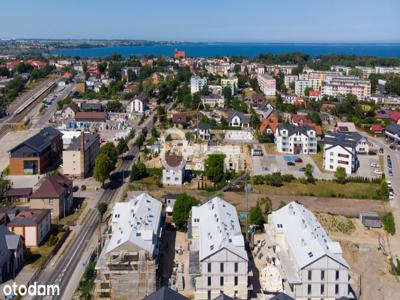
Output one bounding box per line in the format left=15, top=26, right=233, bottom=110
left=221, top=76, right=238, bottom=96
left=274, top=124, right=317, bottom=154
left=62, top=132, right=100, bottom=178
left=308, top=71, right=342, bottom=82
left=201, top=95, right=225, bottom=108
left=322, top=132, right=368, bottom=174
left=206, top=63, right=233, bottom=76
left=189, top=197, right=249, bottom=300
left=95, top=193, right=163, bottom=300
left=257, top=74, right=276, bottom=96
left=295, top=79, right=321, bottom=96
left=284, top=75, right=298, bottom=87
left=322, top=77, right=371, bottom=100
left=265, top=201, right=352, bottom=299
left=191, top=76, right=208, bottom=94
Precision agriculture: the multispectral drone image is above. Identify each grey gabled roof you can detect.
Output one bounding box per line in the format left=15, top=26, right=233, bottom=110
left=213, top=294, right=234, bottom=300
left=277, top=124, right=315, bottom=136
left=270, top=293, right=295, bottom=300
left=227, top=110, right=250, bottom=124
left=385, top=123, right=400, bottom=135
left=323, top=132, right=365, bottom=149
left=143, top=286, right=189, bottom=300
left=197, top=122, right=211, bottom=131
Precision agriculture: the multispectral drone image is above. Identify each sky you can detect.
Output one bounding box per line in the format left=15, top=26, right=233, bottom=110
left=1, top=0, right=399, bottom=42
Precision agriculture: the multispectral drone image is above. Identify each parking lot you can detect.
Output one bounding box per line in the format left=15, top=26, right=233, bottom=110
left=251, top=145, right=383, bottom=180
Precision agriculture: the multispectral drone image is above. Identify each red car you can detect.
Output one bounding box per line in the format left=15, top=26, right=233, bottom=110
left=295, top=158, right=303, bottom=163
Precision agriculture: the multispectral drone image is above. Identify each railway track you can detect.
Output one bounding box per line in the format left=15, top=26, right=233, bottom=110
left=0, top=80, right=57, bottom=139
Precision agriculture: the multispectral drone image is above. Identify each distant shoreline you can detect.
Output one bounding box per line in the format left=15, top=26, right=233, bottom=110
left=48, top=42, right=400, bottom=58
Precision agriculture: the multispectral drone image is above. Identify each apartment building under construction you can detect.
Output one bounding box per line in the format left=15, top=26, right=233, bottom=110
left=94, top=193, right=163, bottom=300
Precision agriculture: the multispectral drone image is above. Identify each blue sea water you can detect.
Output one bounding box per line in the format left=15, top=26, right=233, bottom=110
left=50, top=43, right=400, bottom=58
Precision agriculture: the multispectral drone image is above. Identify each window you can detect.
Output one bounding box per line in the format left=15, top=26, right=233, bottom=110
left=220, top=263, right=224, bottom=273
left=208, top=263, right=211, bottom=273
left=335, top=284, right=339, bottom=294
left=48, top=199, right=54, bottom=205
left=320, top=284, right=325, bottom=294
left=308, top=270, right=312, bottom=280
left=234, top=263, right=238, bottom=273
left=220, top=277, right=224, bottom=286
left=234, top=276, right=238, bottom=286
left=321, top=270, right=325, bottom=280
left=336, top=270, right=339, bottom=280
left=307, top=284, right=311, bottom=295
left=207, top=277, right=211, bottom=286
left=207, top=291, right=211, bottom=300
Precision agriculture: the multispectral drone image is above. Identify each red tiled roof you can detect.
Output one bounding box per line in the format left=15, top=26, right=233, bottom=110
left=390, top=111, right=400, bottom=122
left=8, top=209, right=50, bottom=226
left=259, top=114, right=279, bottom=134
left=371, top=124, right=384, bottom=132
left=309, top=91, right=320, bottom=96
left=75, top=111, right=107, bottom=121
left=165, top=152, right=183, bottom=167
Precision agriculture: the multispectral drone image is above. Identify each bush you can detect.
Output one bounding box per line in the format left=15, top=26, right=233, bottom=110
left=46, top=234, right=59, bottom=247
left=382, top=212, right=395, bottom=235
left=130, top=163, right=148, bottom=181
left=172, top=193, right=200, bottom=231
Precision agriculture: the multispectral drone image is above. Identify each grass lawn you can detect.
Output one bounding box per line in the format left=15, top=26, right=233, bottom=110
left=310, top=152, right=327, bottom=173
left=25, top=232, right=64, bottom=269
left=254, top=180, right=382, bottom=199
left=57, top=198, right=87, bottom=226
left=264, top=143, right=279, bottom=155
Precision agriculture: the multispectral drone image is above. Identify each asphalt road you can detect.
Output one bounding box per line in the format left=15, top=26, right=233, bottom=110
left=33, top=84, right=75, bottom=129
left=31, top=108, right=159, bottom=300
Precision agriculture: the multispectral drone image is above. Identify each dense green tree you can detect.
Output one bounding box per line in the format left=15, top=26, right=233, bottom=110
left=130, top=162, right=148, bottom=181
left=386, top=77, right=400, bottom=96
left=98, top=143, right=118, bottom=166
left=0, top=67, right=10, bottom=77
left=259, top=197, right=272, bottom=214
left=93, top=154, right=114, bottom=187
left=249, top=202, right=265, bottom=226
left=97, top=202, right=108, bottom=221
left=172, top=193, right=200, bottom=231
left=222, top=86, right=232, bottom=106
left=105, top=100, right=124, bottom=112
left=304, top=163, right=315, bottom=183
left=116, top=138, right=129, bottom=154
left=309, top=111, right=322, bottom=125
left=204, top=154, right=226, bottom=183
left=334, top=167, right=347, bottom=184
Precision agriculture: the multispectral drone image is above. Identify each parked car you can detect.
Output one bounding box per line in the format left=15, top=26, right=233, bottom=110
left=379, top=147, right=384, bottom=154
left=389, top=169, right=393, bottom=176
left=295, top=158, right=303, bottom=163
left=287, top=161, right=295, bottom=166
left=299, top=167, right=306, bottom=172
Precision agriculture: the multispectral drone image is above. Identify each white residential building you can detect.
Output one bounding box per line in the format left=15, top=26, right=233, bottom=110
left=201, top=95, right=225, bottom=108
left=295, top=79, right=321, bottom=96
left=257, top=74, right=276, bottom=96
left=275, top=124, right=317, bottom=154
left=221, top=77, right=238, bottom=96
left=322, top=132, right=368, bottom=174
left=265, top=202, right=352, bottom=300
left=191, top=76, right=208, bottom=94
left=94, top=193, right=163, bottom=300
left=130, top=96, right=146, bottom=114
left=161, top=151, right=186, bottom=186
left=189, top=197, right=249, bottom=300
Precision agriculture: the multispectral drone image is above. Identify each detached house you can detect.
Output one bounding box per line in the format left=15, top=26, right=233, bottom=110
left=189, top=197, right=250, bottom=300
left=9, top=127, right=63, bottom=175
left=0, top=225, right=24, bottom=283
left=385, top=123, right=400, bottom=145
left=7, top=209, right=51, bottom=247
left=274, top=125, right=317, bottom=154
left=61, top=102, right=80, bottom=119
left=30, top=173, right=73, bottom=219
left=162, top=151, right=186, bottom=186
left=195, top=122, right=212, bottom=141
left=226, top=111, right=250, bottom=128
left=129, top=96, right=147, bottom=114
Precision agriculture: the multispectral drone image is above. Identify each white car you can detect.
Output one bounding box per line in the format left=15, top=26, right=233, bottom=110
left=389, top=194, right=395, bottom=201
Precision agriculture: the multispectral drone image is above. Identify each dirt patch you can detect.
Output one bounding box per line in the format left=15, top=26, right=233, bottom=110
left=316, top=213, right=356, bottom=234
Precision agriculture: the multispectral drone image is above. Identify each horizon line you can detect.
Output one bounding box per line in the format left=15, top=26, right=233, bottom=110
left=1, top=38, right=400, bottom=44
